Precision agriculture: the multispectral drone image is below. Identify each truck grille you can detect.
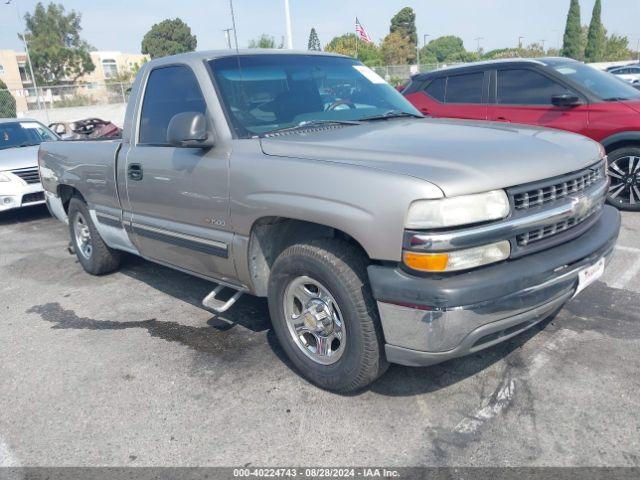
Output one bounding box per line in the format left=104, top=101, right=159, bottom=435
left=508, top=160, right=607, bottom=256
left=513, top=163, right=603, bottom=210
left=11, top=167, right=41, bottom=184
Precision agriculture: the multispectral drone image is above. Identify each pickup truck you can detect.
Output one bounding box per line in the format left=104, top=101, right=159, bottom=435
left=39, top=50, right=620, bottom=392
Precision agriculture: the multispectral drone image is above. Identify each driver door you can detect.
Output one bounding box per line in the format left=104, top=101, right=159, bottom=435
left=123, top=64, right=236, bottom=281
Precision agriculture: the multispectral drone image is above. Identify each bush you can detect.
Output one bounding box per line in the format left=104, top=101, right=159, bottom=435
left=0, top=79, right=17, bottom=118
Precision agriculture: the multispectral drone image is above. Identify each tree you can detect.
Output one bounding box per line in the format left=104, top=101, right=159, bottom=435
left=604, top=33, right=632, bottom=61
left=247, top=34, right=284, bottom=48
left=21, top=2, right=94, bottom=85
left=324, top=34, right=382, bottom=66
left=561, top=0, right=583, bottom=60
left=141, top=18, right=197, bottom=59
left=307, top=28, right=321, bottom=51
left=380, top=31, right=413, bottom=65
left=0, top=79, right=17, bottom=118
left=420, top=36, right=467, bottom=63
left=390, top=7, right=417, bottom=46
left=585, top=0, right=606, bottom=62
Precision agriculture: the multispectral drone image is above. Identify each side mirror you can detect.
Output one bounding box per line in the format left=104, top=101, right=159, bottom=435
left=551, top=94, right=582, bottom=108
left=167, top=112, right=214, bottom=148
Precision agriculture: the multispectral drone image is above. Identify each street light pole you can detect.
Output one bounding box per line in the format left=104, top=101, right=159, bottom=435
left=222, top=28, right=233, bottom=49
left=284, top=0, right=293, bottom=49
left=474, top=37, right=484, bottom=54
left=10, top=0, right=46, bottom=119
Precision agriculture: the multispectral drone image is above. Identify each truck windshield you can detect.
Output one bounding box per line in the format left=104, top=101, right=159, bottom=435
left=209, top=54, right=422, bottom=137
left=0, top=121, right=57, bottom=151
left=550, top=62, right=640, bottom=101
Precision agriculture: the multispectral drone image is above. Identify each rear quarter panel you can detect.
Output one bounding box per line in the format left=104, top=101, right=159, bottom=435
left=39, top=140, right=122, bottom=211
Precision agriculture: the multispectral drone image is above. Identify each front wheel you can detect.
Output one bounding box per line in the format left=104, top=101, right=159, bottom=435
left=606, top=148, right=640, bottom=211
left=267, top=239, right=388, bottom=392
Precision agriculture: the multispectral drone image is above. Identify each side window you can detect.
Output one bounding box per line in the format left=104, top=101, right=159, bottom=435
left=445, top=72, right=484, bottom=104
left=139, top=65, right=206, bottom=145
left=424, top=77, right=445, bottom=102
left=497, top=69, right=571, bottom=105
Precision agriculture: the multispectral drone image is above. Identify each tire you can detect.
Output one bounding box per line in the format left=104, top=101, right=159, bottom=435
left=267, top=238, right=388, bottom=392
left=68, top=197, right=121, bottom=275
left=606, top=147, right=640, bottom=211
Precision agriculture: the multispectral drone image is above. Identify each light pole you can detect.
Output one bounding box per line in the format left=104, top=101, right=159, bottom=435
left=540, top=39, right=546, bottom=53
left=284, top=0, right=293, bottom=49
left=474, top=37, right=484, bottom=54
left=222, top=28, right=233, bottom=49
left=637, top=39, right=640, bottom=63
left=518, top=36, right=524, bottom=50
left=9, top=0, right=45, bottom=117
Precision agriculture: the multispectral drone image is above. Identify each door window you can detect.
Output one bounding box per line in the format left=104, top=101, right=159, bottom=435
left=139, top=65, right=206, bottom=145
left=497, top=69, right=571, bottom=105
left=444, top=72, right=484, bottom=104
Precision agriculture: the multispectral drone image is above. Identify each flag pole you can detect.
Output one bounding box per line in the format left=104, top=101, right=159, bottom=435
left=355, top=18, right=359, bottom=60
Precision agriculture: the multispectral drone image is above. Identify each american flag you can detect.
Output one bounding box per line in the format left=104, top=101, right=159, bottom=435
left=355, top=17, right=372, bottom=44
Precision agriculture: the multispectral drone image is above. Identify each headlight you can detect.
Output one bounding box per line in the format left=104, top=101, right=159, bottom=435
left=0, top=172, right=12, bottom=182
left=406, top=190, right=510, bottom=229
left=403, top=241, right=511, bottom=272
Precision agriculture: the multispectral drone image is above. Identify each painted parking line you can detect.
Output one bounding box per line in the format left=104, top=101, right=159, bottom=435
left=610, top=256, right=640, bottom=290
left=0, top=436, right=19, bottom=467
left=615, top=245, right=640, bottom=254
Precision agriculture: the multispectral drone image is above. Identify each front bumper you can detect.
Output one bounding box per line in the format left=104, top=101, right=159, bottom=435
left=368, top=205, right=621, bottom=367
left=0, top=182, right=45, bottom=212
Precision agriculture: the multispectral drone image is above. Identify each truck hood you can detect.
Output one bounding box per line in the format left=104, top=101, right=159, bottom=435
left=0, top=145, right=39, bottom=172
left=260, top=118, right=602, bottom=197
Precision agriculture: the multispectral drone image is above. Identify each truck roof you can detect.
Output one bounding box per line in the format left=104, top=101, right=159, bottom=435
left=145, top=49, right=348, bottom=67
left=0, top=118, right=39, bottom=124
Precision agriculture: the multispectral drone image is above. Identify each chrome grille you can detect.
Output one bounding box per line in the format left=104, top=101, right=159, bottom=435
left=513, top=164, right=602, bottom=210
left=11, top=167, right=41, bottom=184
left=516, top=204, right=601, bottom=247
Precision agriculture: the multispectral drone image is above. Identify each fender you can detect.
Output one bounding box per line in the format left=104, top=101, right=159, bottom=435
left=600, top=131, right=640, bottom=150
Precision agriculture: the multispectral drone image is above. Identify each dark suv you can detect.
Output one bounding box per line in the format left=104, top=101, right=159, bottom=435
left=403, top=57, right=640, bottom=210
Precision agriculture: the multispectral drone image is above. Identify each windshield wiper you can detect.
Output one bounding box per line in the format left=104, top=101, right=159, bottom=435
left=603, top=97, right=630, bottom=102
left=359, top=110, right=423, bottom=121
left=16, top=143, right=40, bottom=148
left=260, top=119, right=361, bottom=137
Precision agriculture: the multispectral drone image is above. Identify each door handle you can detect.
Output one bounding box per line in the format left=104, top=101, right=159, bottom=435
left=419, top=107, right=430, bottom=115
left=495, top=117, right=511, bottom=123
left=128, top=163, right=143, bottom=181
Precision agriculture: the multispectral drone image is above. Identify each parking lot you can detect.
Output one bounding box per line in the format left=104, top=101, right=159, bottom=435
left=0, top=205, right=638, bottom=467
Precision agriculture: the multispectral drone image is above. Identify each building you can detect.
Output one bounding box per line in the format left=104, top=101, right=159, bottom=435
left=0, top=49, right=148, bottom=114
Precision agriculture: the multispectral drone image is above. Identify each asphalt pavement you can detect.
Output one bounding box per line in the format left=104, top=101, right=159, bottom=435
left=0, top=205, right=638, bottom=467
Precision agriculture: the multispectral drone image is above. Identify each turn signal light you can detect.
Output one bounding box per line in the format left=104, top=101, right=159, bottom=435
left=403, top=241, right=511, bottom=273
left=403, top=251, right=449, bottom=272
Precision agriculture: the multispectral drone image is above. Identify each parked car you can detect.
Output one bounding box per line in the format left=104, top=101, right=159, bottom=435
left=49, top=118, right=121, bottom=140
left=608, top=64, right=640, bottom=84
left=39, top=51, right=619, bottom=392
left=402, top=58, right=640, bottom=210
left=0, top=118, right=58, bottom=212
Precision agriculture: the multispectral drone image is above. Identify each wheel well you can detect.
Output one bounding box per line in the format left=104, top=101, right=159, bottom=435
left=604, top=140, right=640, bottom=155
left=247, top=217, right=370, bottom=296
left=57, top=185, right=84, bottom=213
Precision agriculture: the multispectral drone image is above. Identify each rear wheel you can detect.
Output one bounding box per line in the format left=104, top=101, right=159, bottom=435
left=267, top=239, right=388, bottom=392
left=68, top=197, right=121, bottom=275
left=606, top=147, right=640, bottom=211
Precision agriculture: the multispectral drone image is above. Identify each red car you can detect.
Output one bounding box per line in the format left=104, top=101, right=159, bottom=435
left=403, top=57, right=640, bottom=210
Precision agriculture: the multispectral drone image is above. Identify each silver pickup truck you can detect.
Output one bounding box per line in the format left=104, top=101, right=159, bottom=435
left=39, top=50, right=620, bottom=392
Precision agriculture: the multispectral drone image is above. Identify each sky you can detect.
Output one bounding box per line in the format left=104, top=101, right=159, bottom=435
left=0, top=0, right=638, bottom=55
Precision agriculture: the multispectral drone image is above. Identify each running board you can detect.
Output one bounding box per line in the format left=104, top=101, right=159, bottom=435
left=202, top=285, right=244, bottom=313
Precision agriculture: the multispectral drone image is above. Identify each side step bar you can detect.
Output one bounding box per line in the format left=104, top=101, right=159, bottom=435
left=202, top=285, right=244, bottom=313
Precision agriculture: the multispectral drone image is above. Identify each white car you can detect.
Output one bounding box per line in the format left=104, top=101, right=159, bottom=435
left=609, top=65, right=640, bottom=84
left=0, top=119, right=58, bottom=212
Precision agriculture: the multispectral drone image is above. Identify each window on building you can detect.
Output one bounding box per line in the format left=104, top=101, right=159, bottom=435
left=102, top=59, right=118, bottom=79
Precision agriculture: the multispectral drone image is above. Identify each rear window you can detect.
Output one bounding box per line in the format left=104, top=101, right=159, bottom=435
left=445, top=73, right=484, bottom=104
left=422, top=72, right=484, bottom=104
left=425, top=77, right=445, bottom=102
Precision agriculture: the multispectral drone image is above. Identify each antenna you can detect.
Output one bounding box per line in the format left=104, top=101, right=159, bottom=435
left=229, top=0, right=240, bottom=53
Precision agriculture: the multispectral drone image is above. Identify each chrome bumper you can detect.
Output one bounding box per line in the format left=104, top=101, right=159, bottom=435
left=370, top=205, right=620, bottom=367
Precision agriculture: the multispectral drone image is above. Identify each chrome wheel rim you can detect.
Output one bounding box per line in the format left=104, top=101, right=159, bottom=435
left=73, top=212, right=93, bottom=259
left=608, top=155, right=640, bottom=206
left=283, top=276, right=346, bottom=365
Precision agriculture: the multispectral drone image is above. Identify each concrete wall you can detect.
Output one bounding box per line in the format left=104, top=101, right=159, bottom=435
left=20, top=103, right=127, bottom=127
